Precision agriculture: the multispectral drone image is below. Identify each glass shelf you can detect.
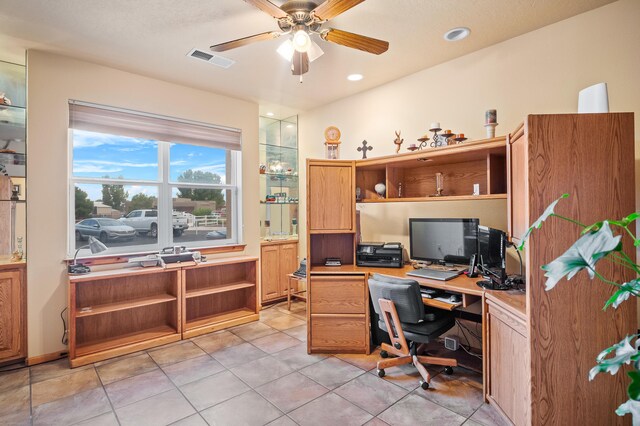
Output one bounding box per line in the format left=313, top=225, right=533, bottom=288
left=260, top=201, right=299, bottom=205
left=260, top=115, right=298, bottom=239
left=261, top=173, right=299, bottom=179
left=0, top=60, right=26, bottom=259
left=0, top=61, right=26, bottom=109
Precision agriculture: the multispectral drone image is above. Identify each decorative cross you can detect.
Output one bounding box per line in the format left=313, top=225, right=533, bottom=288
left=357, top=140, right=373, bottom=159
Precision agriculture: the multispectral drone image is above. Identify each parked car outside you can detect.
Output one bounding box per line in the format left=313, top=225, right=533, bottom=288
left=119, top=209, right=189, bottom=237
left=206, top=229, right=227, bottom=239
left=75, top=218, right=137, bottom=243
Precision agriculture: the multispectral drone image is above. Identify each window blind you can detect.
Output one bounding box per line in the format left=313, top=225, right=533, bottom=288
left=69, top=101, right=242, bottom=150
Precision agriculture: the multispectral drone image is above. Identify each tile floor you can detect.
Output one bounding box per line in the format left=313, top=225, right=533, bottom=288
left=0, top=301, right=509, bottom=426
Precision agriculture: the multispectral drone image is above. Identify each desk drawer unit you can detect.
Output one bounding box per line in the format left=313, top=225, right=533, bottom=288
left=310, top=275, right=366, bottom=314
left=308, top=274, right=370, bottom=354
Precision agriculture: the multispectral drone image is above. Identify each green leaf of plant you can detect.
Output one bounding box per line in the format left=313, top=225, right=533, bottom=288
left=590, top=335, right=640, bottom=381
left=615, top=398, right=640, bottom=423
left=628, top=371, right=640, bottom=400
left=605, top=279, right=640, bottom=310
left=517, top=193, right=569, bottom=250
left=542, top=222, right=622, bottom=291
left=582, top=221, right=603, bottom=235
left=623, top=213, right=640, bottom=226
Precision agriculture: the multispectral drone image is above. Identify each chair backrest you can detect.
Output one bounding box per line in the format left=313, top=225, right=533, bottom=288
left=368, top=274, right=425, bottom=324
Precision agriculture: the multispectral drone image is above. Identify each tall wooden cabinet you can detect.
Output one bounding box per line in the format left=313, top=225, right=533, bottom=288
left=260, top=240, right=299, bottom=303
left=306, top=160, right=369, bottom=354
left=0, top=262, right=26, bottom=365
left=504, top=113, right=636, bottom=425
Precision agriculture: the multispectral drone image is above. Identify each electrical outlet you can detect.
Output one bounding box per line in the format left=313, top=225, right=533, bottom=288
left=444, top=336, right=459, bottom=351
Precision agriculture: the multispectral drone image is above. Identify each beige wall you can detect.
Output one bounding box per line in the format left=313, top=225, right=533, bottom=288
left=298, top=0, right=640, bottom=261
left=26, top=51, right=259, bottom=358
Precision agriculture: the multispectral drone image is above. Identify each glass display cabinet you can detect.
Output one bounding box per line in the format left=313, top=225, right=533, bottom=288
left=0, top=60, right=26, bottom=259
left=259, top=115, right=298, bottom=241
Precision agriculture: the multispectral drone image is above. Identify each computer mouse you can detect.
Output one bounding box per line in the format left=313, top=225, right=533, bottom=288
left=449, top=294, right=461, bottom=303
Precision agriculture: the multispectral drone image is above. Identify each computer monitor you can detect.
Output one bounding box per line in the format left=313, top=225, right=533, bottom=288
left=409, top=218, right=479, bottom=264
left=477, top=225, right=506, bottom=270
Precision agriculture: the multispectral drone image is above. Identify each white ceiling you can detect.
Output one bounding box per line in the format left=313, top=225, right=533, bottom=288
left=0, top=0, right=614, bottom=115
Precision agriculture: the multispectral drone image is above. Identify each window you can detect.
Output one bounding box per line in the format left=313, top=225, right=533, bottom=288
left=69, top=101, right=242, bottom=256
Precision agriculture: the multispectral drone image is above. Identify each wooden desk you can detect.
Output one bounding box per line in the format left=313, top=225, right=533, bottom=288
left=308, top=263, right=527, bottom=405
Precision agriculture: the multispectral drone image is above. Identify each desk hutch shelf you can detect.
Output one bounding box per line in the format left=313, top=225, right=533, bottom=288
left=356, top=137, right=506, bottom=203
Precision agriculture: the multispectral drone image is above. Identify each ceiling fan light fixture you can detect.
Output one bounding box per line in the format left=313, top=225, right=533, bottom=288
left=277, top=39, right=295, bottom=61
left=444, top=27, right=470, bottom=42
left=292, top=29, right=311, bottom=52
left=308, top=40, right=324, bottom=62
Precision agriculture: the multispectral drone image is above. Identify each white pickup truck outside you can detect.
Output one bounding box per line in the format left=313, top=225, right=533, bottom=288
left=119, top=209, right=189, bottom=237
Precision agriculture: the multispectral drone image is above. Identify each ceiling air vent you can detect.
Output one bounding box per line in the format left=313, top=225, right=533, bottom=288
left=187, top=48, right=235, bottom=69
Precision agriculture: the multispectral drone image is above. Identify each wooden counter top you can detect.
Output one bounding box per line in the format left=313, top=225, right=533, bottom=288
left=0, top=258, right=26, bottom=270
left=310, top=264, right=526, bottom=314
left=260, top=239, right=298, bottom=246
left=485, top=290, right=526, bottom=318
left=69, top=256, right=259, bottom=282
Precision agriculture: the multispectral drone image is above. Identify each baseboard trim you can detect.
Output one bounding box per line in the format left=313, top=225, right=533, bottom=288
left=27, top=350, right=68, bottom=366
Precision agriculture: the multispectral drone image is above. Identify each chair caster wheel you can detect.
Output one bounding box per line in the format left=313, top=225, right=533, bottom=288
left=377, top=369, right=385, bottom=378
left=380, top=350, right=388, bottom=359
left=420, top=380, right=429, bottom=390
left=444, top=366, right=454, bottom=375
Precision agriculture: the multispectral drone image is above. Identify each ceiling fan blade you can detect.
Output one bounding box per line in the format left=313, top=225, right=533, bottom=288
left=211, top=31, right=281, bottom=52
left=291, top=51, right=309, bottom=75
left=312, top=0, right=365, bottom=21
left=321, top=28, right=389, bottom=55
left=243, top=0, right=289, bottom=19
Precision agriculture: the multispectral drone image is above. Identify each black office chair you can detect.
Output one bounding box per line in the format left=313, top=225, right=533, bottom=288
left=368, top=273, right=457, bottom=389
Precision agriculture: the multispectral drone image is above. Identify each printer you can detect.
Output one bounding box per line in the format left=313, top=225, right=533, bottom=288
left=356, top=242, right=403, bottom=268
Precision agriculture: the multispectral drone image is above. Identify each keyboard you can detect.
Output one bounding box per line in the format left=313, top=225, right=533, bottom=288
left=406, top=268, right=462, bottom=281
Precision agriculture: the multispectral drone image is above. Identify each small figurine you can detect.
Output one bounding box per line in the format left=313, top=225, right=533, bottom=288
left=357, top=140, right=373, bottom=159
left=393, top=131, right=404, bottom=153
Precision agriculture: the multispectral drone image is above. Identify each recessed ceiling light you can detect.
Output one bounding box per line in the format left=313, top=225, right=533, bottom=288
left=444, top=27, right=470, bottom=42
left=266, top=112, right=275, bottom=117
left=347, top=74, right=363, bottom=81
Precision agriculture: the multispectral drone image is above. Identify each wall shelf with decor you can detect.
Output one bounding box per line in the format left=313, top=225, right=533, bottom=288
left=355, top=137, right=506, bottom=203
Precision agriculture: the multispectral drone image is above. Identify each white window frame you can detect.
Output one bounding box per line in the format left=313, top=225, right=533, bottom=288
left=67, top=131, right=243, bottom=257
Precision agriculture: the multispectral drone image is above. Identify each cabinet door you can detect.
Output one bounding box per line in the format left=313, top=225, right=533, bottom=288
left=488, top=306, right=529, bottom=426
left=507, top=123, right=528, bottom=244
left=0, top=270, right=25, bottom=361
left=260, top=245, right=280, bottom=301
left=278, top=243, right=299, bottom=297
left=308, top=162, right=354, bottom=231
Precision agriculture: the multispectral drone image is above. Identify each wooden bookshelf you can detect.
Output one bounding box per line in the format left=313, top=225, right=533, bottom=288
left=185, top=282, right=255, bottom=298
left=75, top=325, right=177, bottom=358
left=182, top=258, right=259, bottom=339
left=185, top=308, right=256, bottom=330
left=68, top=256, right=259, bottom=367
left=76, top=294, right=177, bottom=317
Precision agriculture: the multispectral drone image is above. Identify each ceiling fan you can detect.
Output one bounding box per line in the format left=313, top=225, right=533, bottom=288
left=210, top=0, right=389, bottom=76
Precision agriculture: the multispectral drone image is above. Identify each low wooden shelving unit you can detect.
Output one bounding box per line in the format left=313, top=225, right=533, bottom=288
left=182, top=257, right=259, bottom=339
left=68, top=256, right=258, bottom=367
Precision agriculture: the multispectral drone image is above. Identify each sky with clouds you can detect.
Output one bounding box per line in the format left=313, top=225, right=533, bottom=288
left=73, top=130, right=227, bottom=201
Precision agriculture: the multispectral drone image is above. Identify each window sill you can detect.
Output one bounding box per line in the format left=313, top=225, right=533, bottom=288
left=65, top=243, right=247, bottom=266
